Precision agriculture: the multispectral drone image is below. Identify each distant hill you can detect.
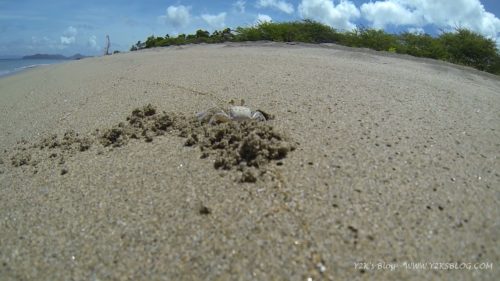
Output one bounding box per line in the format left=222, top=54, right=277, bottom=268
left=22, top=53, right=89, bottom=60
left=68, top=53, right=88, bottom=60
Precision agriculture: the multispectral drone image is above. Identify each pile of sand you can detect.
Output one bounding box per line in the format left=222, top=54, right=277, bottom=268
left=9, top=104, right=296, bottom=183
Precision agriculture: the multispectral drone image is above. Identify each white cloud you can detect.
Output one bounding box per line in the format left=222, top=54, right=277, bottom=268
left=298, top=0, right=360, bottom=31
left=407, top=27, right=425, bottom=34
left=360, top=1, right=421, bottom=28
left=360, top=0, right=500, bottom=43
left=256, top=14, right=273, bottom=24
left=60, top=26, right=77, bottom=45
left=257, top=0, right=294, bottom=14
left=233, top=0, right=246, bottom=13
left=60, top=37, right=74, bottom=45
left=201, top=12, right=227, bottom=29
left=160, top=5, right=191, bottom=28
left=88, top=35, right=98, bottom=50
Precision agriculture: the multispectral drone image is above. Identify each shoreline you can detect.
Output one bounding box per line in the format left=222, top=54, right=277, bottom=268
left=0, top=59, right=70, bottom=79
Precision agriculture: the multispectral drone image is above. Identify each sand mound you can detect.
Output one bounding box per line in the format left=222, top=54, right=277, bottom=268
left=9, top=104, right=295, bottom=182
left=99, top=104, right=185, bottom=146
left=194, top=121, right=295, bottom=182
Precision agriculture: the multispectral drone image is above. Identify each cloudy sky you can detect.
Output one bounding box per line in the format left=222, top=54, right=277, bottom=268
left=1, top=0, right=499, bottom=57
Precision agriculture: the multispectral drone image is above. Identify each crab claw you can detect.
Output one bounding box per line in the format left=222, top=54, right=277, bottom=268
left=251, top=111, right=266, bottom=121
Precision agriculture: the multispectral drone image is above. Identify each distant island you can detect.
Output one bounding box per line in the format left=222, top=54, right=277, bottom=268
left=22, top=53, right=89, bottom=60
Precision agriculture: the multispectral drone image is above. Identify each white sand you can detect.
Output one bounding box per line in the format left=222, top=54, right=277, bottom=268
left=0, top=42, right=498, bottom=280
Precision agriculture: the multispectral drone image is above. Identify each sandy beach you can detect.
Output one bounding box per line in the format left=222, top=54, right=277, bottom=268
left=0, top=42, right=498, bottom=280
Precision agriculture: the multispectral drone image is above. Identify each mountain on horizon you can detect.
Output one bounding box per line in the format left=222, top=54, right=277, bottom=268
left=22, top=53, right=89, bottom=60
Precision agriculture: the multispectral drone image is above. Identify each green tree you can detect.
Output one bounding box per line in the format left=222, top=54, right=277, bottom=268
left=145, top=36, right=156, bottom=48
left=398, top=32, right=447, bottom=59
left=196, top=29, right=210, bottom=38
left=134, top=22, right=499, bottom=75
left=347, top=27, right=399, bottom=51
left=439, top=28, right=499, bottom=71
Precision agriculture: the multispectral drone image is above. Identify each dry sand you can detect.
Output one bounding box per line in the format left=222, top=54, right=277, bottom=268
left=0, top=42, right=499, bottom=280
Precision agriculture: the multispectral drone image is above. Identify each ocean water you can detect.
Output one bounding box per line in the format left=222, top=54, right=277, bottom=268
left=0, top=59, right=67, bottom=77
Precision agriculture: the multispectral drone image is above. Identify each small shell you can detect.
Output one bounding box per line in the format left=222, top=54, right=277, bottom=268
left=229, top=106, right=252, bottom=121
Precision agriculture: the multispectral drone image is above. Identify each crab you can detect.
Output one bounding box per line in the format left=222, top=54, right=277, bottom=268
left=196, top=104, right=271, bottom=125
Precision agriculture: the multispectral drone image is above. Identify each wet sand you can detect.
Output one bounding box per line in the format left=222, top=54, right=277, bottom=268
left=0, top=42, right=499, bottom=280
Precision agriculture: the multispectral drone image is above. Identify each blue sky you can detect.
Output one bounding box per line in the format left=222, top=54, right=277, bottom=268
left=1, top=0, right=499, bottom=57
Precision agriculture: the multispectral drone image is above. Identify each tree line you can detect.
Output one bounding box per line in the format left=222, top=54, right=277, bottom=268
left=131, top=20, right=500, bottom=75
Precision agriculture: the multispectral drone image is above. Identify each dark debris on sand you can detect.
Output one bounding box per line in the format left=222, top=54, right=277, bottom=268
left=195, top=121, right=295, bottom=170
left=182, top=119, right=296, bottom=182
left=100, top=104, right=189, bottom=147
left=7, top=104, right=296, bottom=183
left=39, top=130, right=92, bottom=152
left=10, top=151, right=32, bottom=167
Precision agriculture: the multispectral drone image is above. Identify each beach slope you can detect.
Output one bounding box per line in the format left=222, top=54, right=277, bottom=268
left=0, top=42, right=499, bottom=280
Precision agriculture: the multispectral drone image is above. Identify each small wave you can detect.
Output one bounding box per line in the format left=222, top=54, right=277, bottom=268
left=0, top=70, right=11, bottom=77
left=15, top=63, right=51, bottom=71
left=0, top=63, right=53, bottom=78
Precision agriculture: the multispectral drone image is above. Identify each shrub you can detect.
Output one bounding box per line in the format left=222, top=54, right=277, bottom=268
left=234, top=26, right=264, bottom=41
left=438, top=28, right=499, bottom=71
left=145, top=36, right=156, bottom=48
left=398, top=32, right=448, bottom=59
left=340, top=27, right=399, bottom=51
left=196, top=29, right=210, bottom=39
left=134, top=22, right=499, bottom=75
left=300, top=19, right=341, bottom=43
left=233, top=20, right=341, bottom=43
